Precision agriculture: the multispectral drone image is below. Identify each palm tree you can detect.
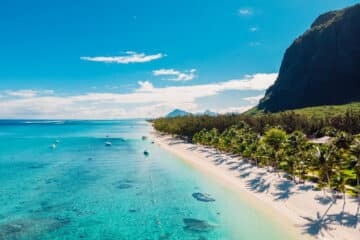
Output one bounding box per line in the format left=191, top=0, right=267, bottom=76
left=285, top=131, right=308, bottom=182
left=208, top=128, right=219, bottom=147
left=331, top=149, right=352, bottom=203
left=243, top=131, right=258, bottom=158
left=300, top=143, right=318, bottom=183
left=192, top=129, right=207, bottom=144
left=316, top=145, right=335, bottom=192
left=262, top=128, right=287, bottom=172
left=350, top=139, right=360, bottom=198
left=333, top=131, right=353, bottom=150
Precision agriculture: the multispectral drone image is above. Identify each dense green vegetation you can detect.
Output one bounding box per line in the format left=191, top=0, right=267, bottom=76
left=153, top=109, right=360, bottom=197
left=154, top=108, right=360, bottom=138
left=246, top=102, right=360, bottom=118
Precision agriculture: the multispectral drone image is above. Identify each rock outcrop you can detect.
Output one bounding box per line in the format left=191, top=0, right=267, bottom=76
left=258, top=4, right=360, bottom=112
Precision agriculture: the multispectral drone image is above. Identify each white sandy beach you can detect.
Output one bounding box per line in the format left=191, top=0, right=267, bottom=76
left=150, top=130, right=360, bottom=240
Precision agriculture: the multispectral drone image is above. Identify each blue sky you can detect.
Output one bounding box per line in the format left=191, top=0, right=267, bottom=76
left=0, top=0, right=358, bottom=119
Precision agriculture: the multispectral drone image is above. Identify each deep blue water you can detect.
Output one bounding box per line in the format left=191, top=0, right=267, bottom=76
left=0, top=120, right=295, bottom=239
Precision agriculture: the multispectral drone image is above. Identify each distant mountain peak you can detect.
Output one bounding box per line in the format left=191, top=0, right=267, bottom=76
left=166, top=109, right=191, bottom=118
left=165, top=109, right=219, bottom=118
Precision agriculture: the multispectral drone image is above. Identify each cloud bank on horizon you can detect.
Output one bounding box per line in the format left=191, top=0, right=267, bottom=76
left=2, top=1, right=354, bottom=119
left=0, top=73, right=277, bottom=119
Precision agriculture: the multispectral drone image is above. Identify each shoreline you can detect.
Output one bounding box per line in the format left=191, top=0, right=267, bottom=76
left=150, top=130, right=360, bottom=240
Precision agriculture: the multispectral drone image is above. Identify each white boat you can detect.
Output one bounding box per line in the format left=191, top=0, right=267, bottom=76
left=50, top=144, right=56, bottom=149
left=105, top=141, right=112, bottom=146
left=55, top=139, right=60, bottom=143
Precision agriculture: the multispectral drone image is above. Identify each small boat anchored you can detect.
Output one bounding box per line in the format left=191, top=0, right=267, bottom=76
left=105, top=141, right=112, bottom=146
left=50, top=144, right=56, bottom=149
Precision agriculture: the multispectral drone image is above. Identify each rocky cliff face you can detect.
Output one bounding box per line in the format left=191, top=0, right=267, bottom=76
left=258, top=4, right=360, bottom=112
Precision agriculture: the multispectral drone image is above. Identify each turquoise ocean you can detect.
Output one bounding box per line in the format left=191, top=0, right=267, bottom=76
left=0, top=120, right=295, bottom=239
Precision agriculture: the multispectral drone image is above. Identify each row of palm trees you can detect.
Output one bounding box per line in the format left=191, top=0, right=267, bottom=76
left=192, top=122, right=360, bottom=198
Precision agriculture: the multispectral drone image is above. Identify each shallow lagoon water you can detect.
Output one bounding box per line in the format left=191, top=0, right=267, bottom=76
left=0, top=120, right=295, bottom=239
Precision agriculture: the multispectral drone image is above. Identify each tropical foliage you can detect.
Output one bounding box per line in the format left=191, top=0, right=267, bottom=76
left=153, top=110, right=360, bottom=197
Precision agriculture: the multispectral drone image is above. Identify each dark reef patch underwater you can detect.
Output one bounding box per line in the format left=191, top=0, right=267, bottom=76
left=192, top=192, right=216, bottom=202
left=0, top=217, right=71, bottom=239
left=183, top=218, right=216, bottom=232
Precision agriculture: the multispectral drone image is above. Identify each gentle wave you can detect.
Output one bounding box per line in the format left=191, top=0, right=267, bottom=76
left=23, top=120, right=65, bottom=125
left=0, top=120, right=66, bottom=126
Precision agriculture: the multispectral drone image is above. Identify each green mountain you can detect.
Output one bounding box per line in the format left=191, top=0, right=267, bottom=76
left=258, top=3, right=360, bottom=112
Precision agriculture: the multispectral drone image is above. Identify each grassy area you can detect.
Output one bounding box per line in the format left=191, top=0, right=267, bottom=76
left=293, top=102, right=360, bottom=118
left=246, top=102, right=360, bottom=118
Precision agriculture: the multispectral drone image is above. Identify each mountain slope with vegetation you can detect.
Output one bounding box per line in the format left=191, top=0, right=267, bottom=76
left=258, top=3, right=360, bottom=112
left=246, top=102, right=360, bottom=118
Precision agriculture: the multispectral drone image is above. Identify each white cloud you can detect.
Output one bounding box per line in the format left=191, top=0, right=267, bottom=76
left=243, top=94, right=264, bottom=104
left=80, top=51, right=165, bottom=64
left=239, top=8, right=252, bottom=16
left=137, top=81, right=154, bottom=92
left=153, top=69, right=196, bottom=81
left=0, top=73, right=277, bottom=119
left=5, top=89, right=54, bottom=98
